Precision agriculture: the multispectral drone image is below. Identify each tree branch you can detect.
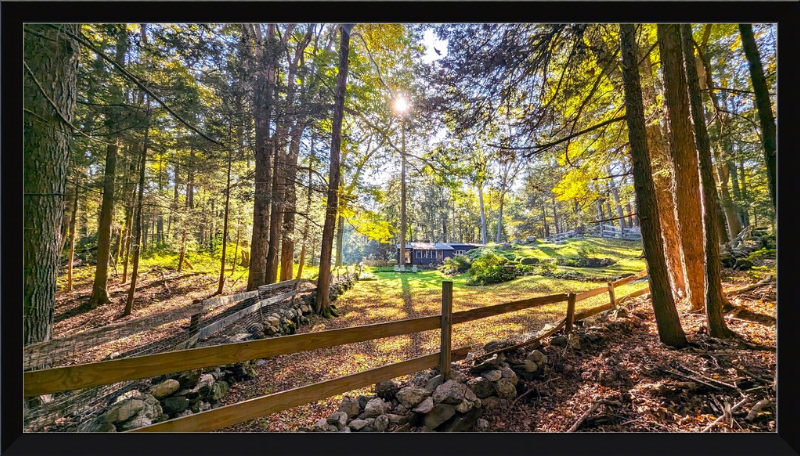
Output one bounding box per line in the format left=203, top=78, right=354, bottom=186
left=54, top=25, right=226, bottom=149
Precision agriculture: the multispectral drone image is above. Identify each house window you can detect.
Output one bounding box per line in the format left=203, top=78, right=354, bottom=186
left=415, top=251, right=420, bottom=259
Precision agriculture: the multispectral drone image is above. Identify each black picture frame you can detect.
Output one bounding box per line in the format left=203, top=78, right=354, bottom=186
left=4, top=2, right=797, bottom=455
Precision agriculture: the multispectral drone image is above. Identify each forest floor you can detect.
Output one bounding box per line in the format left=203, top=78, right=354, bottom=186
left=46, top=239, right=776, bottom=433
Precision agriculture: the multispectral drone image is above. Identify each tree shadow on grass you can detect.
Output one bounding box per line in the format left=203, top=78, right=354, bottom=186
left=401, top=274, right=424, bottom=358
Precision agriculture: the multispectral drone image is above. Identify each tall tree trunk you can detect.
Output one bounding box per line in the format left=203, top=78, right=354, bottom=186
left=187, top=147, right=195, bottom=209
left=316, top=24, right=352, bottom=315
left=124, top=102, right=150, bottom=316
left=607, top=169, right=627, bottom=229
left=296, top=143, right=315, bottom=281
left=59, top=183, right=75, bottom=257
left=23, top=23, right=79, bottom=345
left=121, top=153, right=138, bottom=283
left=216, top=144, right=233, bottom=295
left=335, top=214, right=345, bottom=267
left=738, top=24, right=776, bottom=208
left=280, top=125, right=304, bottom=281
left=659, top=24, right=706, bottom=312
left=738, top=159, right=751, bottom=226
left=265, top=129, right=284, bottom=284
left=728, top=160, right=748, bottom=228
left=681, top=24, right=735, bottom=337
left=478, top=185, right=488, bottom=244
left=246, top=24, right=277, bottom=290
left=551, top=195, right=560, bottom=234
left=541, top=196, right=550, bottom=238
left=495, top=194, right=504, bottom=243
left=231, top=222, right=240, bottom=277
left=87, top=140, right=117, bottom=307
left=640, top=39, right=687, bottom=296
left=67, top=182, right=80, bottom=292
left=178, top=230, right=187, bottom=273
left=620, top=23, right=687, bottom=348
left=694, top=42, right=740, bottom=242
left=399, top=118, right=408, bottom=266
left=88, top=27, right=127, bottom=308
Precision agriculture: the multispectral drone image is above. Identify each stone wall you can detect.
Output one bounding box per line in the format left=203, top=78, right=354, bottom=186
left=73, top=274, right=360, bottom=432
left=298, top=347, right=552, bottom=433
left=78, top=361, right=258, bottom=432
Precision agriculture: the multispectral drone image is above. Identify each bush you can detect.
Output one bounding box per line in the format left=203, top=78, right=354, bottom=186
left=748, top=248, right=776, bottom=261
left=537, top=260, right=558, bottom=274
left=466, top=253, right=516, bottom=286
left=440, top=254, right=472, bottom=275
left=577, top=245, right=598, bottom=259
left=520, top=257, right=539, bottom=265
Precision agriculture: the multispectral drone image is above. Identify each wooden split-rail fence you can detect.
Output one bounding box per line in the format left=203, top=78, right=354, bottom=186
left=23, top=269, right=649, bottom=433
left=544, top=224, right=642, bottom=243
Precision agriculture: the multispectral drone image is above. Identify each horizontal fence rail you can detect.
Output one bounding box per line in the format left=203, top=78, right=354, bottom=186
left=132, top=347, right=470, bottom=432
left=198, top=290, right=298, bottom=340
left=452, top=294, right=569, bottom=325
left=24, top=315, right=441, bottom=397
left=25, top=269, right=650, bottom=433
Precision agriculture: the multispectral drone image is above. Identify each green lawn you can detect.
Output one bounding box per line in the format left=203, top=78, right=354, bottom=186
left=341, top=237, right=648, bottom=328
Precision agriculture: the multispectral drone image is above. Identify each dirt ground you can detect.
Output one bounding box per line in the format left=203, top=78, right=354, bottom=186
left=45, top=265, right=776, bottom=433
left=481, top=278, right=776, bottom=433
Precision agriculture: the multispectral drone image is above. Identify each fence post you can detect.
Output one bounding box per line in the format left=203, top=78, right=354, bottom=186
left=440, top=281, right=453, bottom=380
left=607, top=281, right=617, bottom=309
left=565, top=293, right=576, bottom=334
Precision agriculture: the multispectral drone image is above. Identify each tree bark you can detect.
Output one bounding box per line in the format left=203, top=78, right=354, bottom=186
left=336, top=214, right=345, bottom=267
left=681, top=25, right=735, bottom=337
left=216, top=144, right=233, bottom=295
left=23, top=24, right=79, bottom=345
left=400, top=119, right=408, bottom=265
left=640, top=41, right=687, bottom=296
left=658, top=24, right=706, bottom=312
left=478, top=185, right=488, bottom=244
left=296, top=143, right=315, bottom=281
left=551, top=194, right=560, bottom=234
left=178, top=230, right=187, bottom=273
left=541, top=196, right=549, bottom=238
left=279, top=125, right=304, bottom=281
left=121, top=152, right=138, bottom=283
left=246, top=24, right=277, bottom=290
left=738, top=24, right=776, bottom=208
left=124, top=102, right=150, bottom=316
left=67, top=182, right=80, bottom=292
left=620, top=23, right=687, bottom=348
left=607, top=169, right=627, bottom=229
left=88, top=27, right=127, bottom=308
left=495, top=194, right=504, bottom=243
left=316, top=24, right=352, bottom=315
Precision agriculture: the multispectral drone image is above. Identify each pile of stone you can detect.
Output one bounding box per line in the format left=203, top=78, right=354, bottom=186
left=78, top=362, right=257, bottom=432
left=300, top=356, right=525, bottom=433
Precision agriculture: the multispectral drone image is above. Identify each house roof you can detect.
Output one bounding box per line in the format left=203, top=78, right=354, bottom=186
left=395, top=242, right=482, bottom=250
left=448, top=243, right=484, bottom=249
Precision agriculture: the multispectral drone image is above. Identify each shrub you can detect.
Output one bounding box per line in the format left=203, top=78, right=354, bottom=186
left=440, top=254, right=472, bottom=275
left=577, top=245, right=598, bottom=259
left=748, top=248, right=776, bottom=261
left=537, top=260, right=558, bottom=274
left=466, top=253, right=516, bottom=285
left=520, top=257, right=539, bottom=265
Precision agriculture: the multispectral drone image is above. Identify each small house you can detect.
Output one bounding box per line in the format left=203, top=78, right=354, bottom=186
left=396, top=241, right=483, bottom=266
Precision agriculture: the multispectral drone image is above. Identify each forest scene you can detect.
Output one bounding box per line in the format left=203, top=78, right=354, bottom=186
left=22, top=23, right=777, bottom=434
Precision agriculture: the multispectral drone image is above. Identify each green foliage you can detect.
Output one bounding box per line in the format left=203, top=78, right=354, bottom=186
left=537, top=260, right=558, bottom=274
left=466, top=253, right=516, bottom=286
left=439, top=254, right=472, bottom=275
left=748, top=248, right=776, bottom=261
left=576, top=245, right=598, bottom=259
left=520, top=257, right=539, bottom=265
